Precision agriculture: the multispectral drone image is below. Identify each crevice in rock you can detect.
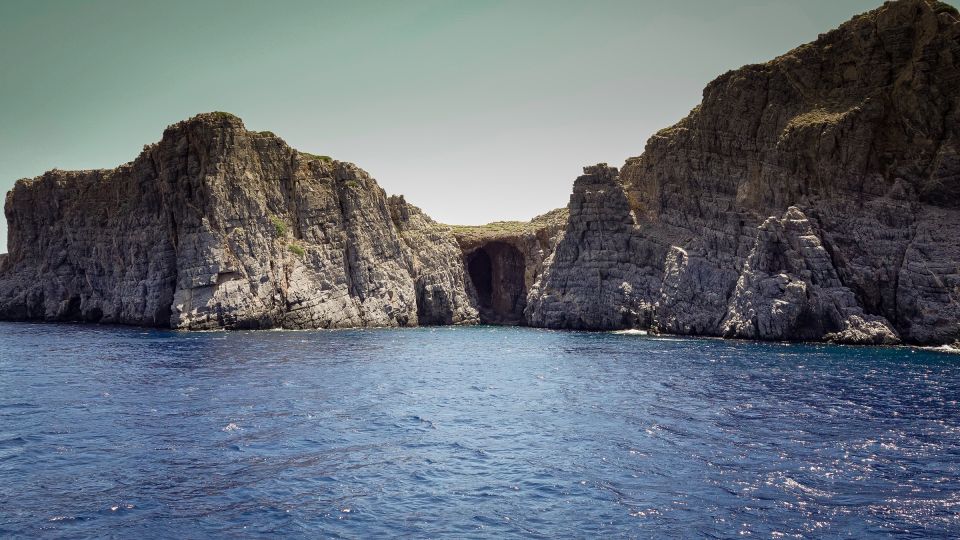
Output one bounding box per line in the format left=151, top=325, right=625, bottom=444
left=334, top=176, right=361, bottom=302
left=465, top=242, right=526, bottom=325
left=62, top=295, right=82, bottom=321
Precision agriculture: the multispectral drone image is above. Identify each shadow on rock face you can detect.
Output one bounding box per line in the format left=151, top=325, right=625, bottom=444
left=465, top=242, right=526, bottom=325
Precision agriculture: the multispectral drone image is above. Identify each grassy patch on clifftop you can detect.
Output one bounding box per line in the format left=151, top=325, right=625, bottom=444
left=934, top=1, right=958, bottom=16
left=785, top=107, right=850, bottom=129
left=299, top=152, right=333, bottom=163
left=450, top=221, right=533, bottom=241
left=449, top=208, right=568, bottom=244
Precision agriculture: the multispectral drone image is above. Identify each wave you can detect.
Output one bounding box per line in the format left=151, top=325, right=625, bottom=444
left=611, top=329, right=648, bottom=336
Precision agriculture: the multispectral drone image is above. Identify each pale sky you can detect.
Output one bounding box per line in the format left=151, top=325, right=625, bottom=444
left=0, top=0, right=892, bottom=253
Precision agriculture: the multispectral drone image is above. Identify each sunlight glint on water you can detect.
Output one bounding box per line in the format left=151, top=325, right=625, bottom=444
left=0, top=323, right=958, bottom=537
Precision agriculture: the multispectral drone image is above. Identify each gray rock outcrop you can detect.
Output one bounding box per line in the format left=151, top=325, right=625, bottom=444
left=720, top=207, right=899, bottom=344
left=525, top=164, right=661, bottom=330
left=0, top=112, right=477, bottom=329
left=526, top=0, right=960, bottom=345
left=452, top=209, right=567, bottom=324
left=2, top=0, right=959, bottom=345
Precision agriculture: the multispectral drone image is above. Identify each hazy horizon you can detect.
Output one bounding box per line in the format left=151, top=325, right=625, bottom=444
left=0, top=0, right=894, bottom=253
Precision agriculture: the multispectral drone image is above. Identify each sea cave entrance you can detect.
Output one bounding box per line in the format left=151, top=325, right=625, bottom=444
left=465, top=242, right=527, bottom=325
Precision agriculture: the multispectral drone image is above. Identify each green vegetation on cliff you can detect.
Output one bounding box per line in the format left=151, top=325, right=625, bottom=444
left=299, top=152, right=332, bottom=163
left=448, top=207, right=568, bottom=244
left=271, top=216, right=287, bottom=237
left=288, top=244, right=305, bottom=257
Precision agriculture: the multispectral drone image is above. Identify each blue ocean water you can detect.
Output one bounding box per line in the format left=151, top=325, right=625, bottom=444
left=0, top=323, right=958, bottom=538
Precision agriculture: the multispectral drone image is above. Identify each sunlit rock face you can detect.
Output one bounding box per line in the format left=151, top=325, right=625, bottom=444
left=527, top=0, right=960, bottom=345
left=0, top=113, right=478, bottom=329
left=525, top=164, right=661, bottom=331
left=3, top=0, right=960, bottom=345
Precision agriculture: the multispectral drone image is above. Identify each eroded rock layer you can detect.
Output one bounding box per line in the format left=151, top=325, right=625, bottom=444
left=452, top=209, right=567, bottom=324
left=2, top=0, right=959, bottom=344
left=526, top=0, right=960, bottom=344
left=0, top=113, right=477, bottom=329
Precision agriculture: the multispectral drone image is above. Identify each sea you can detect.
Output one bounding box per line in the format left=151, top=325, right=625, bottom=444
left=0, top=323, right=958, bottom=538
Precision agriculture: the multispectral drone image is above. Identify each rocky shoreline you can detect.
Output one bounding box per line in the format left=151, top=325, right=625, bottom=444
left=2, top=0, right=959, bottom=346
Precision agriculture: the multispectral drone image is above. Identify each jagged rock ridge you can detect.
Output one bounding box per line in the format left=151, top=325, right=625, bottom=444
left=0, top=113, right=477, bottom=329
left=2, top=0, right=959, bottom=345
left=527, top=0, right=960, bottom=345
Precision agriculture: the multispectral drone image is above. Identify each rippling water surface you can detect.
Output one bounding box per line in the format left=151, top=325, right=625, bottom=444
left=1, top=323, right=959, bottom=538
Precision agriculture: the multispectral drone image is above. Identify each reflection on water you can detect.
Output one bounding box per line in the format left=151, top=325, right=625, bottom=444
left=0, top=323, right=958, bottom=537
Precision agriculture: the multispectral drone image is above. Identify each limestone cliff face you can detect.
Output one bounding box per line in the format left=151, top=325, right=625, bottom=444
left=0, top=113, right=477, bottom=329
left=525, top=165, right=664, bottom=330
left=388, top=196, right=478, bottom=325
left=3, top=0, right=959, bottom=345
left=527, top=0, right=960, bottom=345
left=451, top=209, right=566, bottom=324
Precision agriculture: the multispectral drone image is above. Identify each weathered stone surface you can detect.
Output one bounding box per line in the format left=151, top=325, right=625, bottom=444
left=526, top=164, right=663, bottom=330
left=388, top=196, right=478, bottom=325
left=526, top=0, right=960, bottom=345
left=721, top=207, right=899, bottom=344
left=3, top=0, right=959, bottom=345
left=0, top=113, right=476, bottom=329
left=452, top=209, right=566, bottom=324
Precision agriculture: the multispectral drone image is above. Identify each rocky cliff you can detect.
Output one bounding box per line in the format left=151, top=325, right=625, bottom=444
left=527, top=0, right=960, bottom=345
left=3, top=0, right=959, bottom=345
left=0, top=112, right=477, bottom=329
left=451, top=209, right=567, bottom=324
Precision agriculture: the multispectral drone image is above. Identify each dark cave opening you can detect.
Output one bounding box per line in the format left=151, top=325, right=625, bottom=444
left=467, top=248, right=494, bottom=308
left=466, top=242, right=527, bottom=325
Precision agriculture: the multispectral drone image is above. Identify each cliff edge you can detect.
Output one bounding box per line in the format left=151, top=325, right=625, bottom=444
left=0, top=112, right=478, bottom=329
left=3, top=0, right=959, bottom=345
left=527, top=0, right=960, bottom=344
